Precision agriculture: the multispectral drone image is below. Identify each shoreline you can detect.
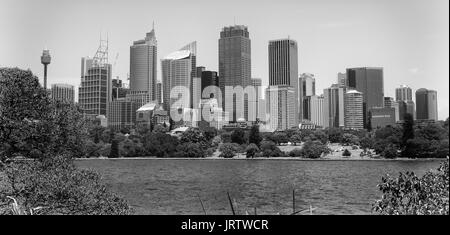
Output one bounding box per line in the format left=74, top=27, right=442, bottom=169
left=74, top=157, right=445, bottom=162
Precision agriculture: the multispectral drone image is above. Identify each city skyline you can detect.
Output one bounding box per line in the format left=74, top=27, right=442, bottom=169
left=0, top=0, right=448, bottom=120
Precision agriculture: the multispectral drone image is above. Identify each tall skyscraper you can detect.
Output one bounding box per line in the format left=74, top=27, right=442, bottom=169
left=268, top=38, right=299, bottom=126
left=346, top=67, right=384, bottom=129
left=344, top=90, right=364, bottom=130
left=79, top=39, right=112, bottom=118
left=219, top=25, right=251, bottom=122
left=300, top=73, right=315, bottom=120
left=395, top=85, right=415, bottom=119
left=395, top=85, right=413, bottom=101
left=161, top=42, right=197, bottom=116
left=310, top=95, right=325, bottom=127
left=251, top=78, right=262, bottom=122
left=323, top=84, right=346, bottom=128
left=155, top=82, right=162, bottom=104
left=51, top=83, right=74, bottom=103
left=416, top=88, right=438, bottom=121
left=337, top=72, right=346, bottom=87
left=41, top=49, right=51, bottom=90
left=129, top=28, right=157, bottom=107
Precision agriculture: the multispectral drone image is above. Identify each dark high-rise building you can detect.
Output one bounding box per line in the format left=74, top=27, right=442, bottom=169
left=112, top=78, right=128, bottom=100
left=300, top=73, right=315, bottom=121
left=129, top=28, right=157, bottom=107
left=346, top=67, right=384, bottom=129
left=155, top=82, right=162, bottom=104
left=268, top=38, right=299, bottom=126
left=416, top=88, right=438, bottom=121
left=384, top=97, right=394, bottom=108
left=219, top=25, right=251, bottom=122
left=201, top=71, right=219, bottom=98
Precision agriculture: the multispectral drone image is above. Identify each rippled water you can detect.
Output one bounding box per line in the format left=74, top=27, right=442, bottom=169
left=76, top=159, right=443, bottom=215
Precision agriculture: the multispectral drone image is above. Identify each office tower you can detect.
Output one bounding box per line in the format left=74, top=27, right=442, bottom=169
left=201, top=71, right=219, bottom=98
left=268, top=38, right=299, bottom=126
left=310, top=95, right=325, bottom=127
left=323, top=84, right=346, bottom=128
left=394, top=100, right=407, bottom=122
left=196, top=66, right=205, bottom=78
left=161, top=42, right=197, bottom=114
left=266, top=86, right=296, bottom=131
left=370, top=107, right=396, bottom=129
left=344, top=90, right=364, bottom=130
left=41, top=49, right=51, bottom=90
left=51, top=84, right=74, bottom=103
left=128, top=28, right=157, bottom=107
left=219, top=25, right=251, bottom=122
left=337, top=72, right=346, bottom=87
left=155, top=82, right=162, bottom=104
left=395, top=85, right=415, bottom=119
left=251, top=78, right=262, bottom=121
left=112, top=78, right=128, bottom=100
left=395, top=85, right=413, bottom=101
left=346, top=67, right=384, bottom=129
left=384, top=97, right=394, bottom=108
left=108, top=97, right=139, bottom=131
left=416, top=88, right=438, bottom=121
left=300, top=73, right=315, bottom=120
left=79, top=39, right=112, bottom=118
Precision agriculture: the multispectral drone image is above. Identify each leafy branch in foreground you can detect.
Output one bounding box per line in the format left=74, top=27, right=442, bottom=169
left=372, top=159, right=449, bottom=215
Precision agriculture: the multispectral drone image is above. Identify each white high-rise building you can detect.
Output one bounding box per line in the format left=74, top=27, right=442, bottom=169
left=344, top=90, right=364, bottom=130
left=266, top=86, right=296, bottom=131
left=51, top=83, right=74, bottom=103
left=161, top=42, right=197, bottom=126
left=310, top=95, right=325, bottom=127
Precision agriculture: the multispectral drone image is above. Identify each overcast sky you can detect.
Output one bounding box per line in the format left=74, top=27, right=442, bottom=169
left=0, top=0, right=448, bottom=120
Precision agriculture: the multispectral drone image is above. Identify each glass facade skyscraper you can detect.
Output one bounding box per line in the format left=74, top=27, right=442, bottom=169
left=346, top=67, right=384, bottom=129
left=219, top=25, right=251, bottom=122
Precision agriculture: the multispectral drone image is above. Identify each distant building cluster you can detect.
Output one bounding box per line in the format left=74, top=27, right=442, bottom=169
left=40, top=24, right=440, bottom=132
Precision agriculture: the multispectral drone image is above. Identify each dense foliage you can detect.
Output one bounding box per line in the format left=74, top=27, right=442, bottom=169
left=373, top=159, right=449, bottom=215
left=0, top=67, right=131, bottom=215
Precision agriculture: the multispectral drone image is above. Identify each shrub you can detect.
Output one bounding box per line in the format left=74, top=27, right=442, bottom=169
left=0, top=155, right=132, bottom=215
left=342, top=149, right=351, bottom=157
left=231, top=129, right=246, bottom=145
left=245, top=144, right=259, bottom=158
left=219, top=143, right=239, bottom=158
left=301, top=140, right=330, bottom=159
left=288, top=148, right=303, bottom=157
left=373, top=159, right=449, bottom=215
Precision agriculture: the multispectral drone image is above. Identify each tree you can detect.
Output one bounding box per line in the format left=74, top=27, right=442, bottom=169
left=402, top=113, right=414, bottom=147
left=245, top=143, right=259, bottom=158
left=373, top=160, right=449, bottom=215
left=382, top=144, right=399, bottom=159
left=219, top=143, right=239, bottom=158
left=327, top=128, right=344, bottom=143
left=260, top=140, right=284, bottom=157
left=248, top=125, right=262, bottom=146
left=109, top=139, right=120, bottom=158
left=342, top=133, right=359, bottom=146
left=342, top=149, right=351, bottom=157
left=152, top=124, right=168, bottom=134
left=360, top=136, right=374, bottom=151
left=273, top=132, right=289, bottom=145
left=143, top=132, right=179, bottom=158
left=300, top=140, right=330, bottom=159
left=290, top=134, right=302, bottom=146
left=0, top=68, right=53, bottom=160
left=231, top=128, right=246, bottom=145
left=174, top=143, right=205, bottom=158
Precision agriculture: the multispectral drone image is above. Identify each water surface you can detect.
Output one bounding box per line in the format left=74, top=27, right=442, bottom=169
left=76, top=159, right=443, bottom=215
